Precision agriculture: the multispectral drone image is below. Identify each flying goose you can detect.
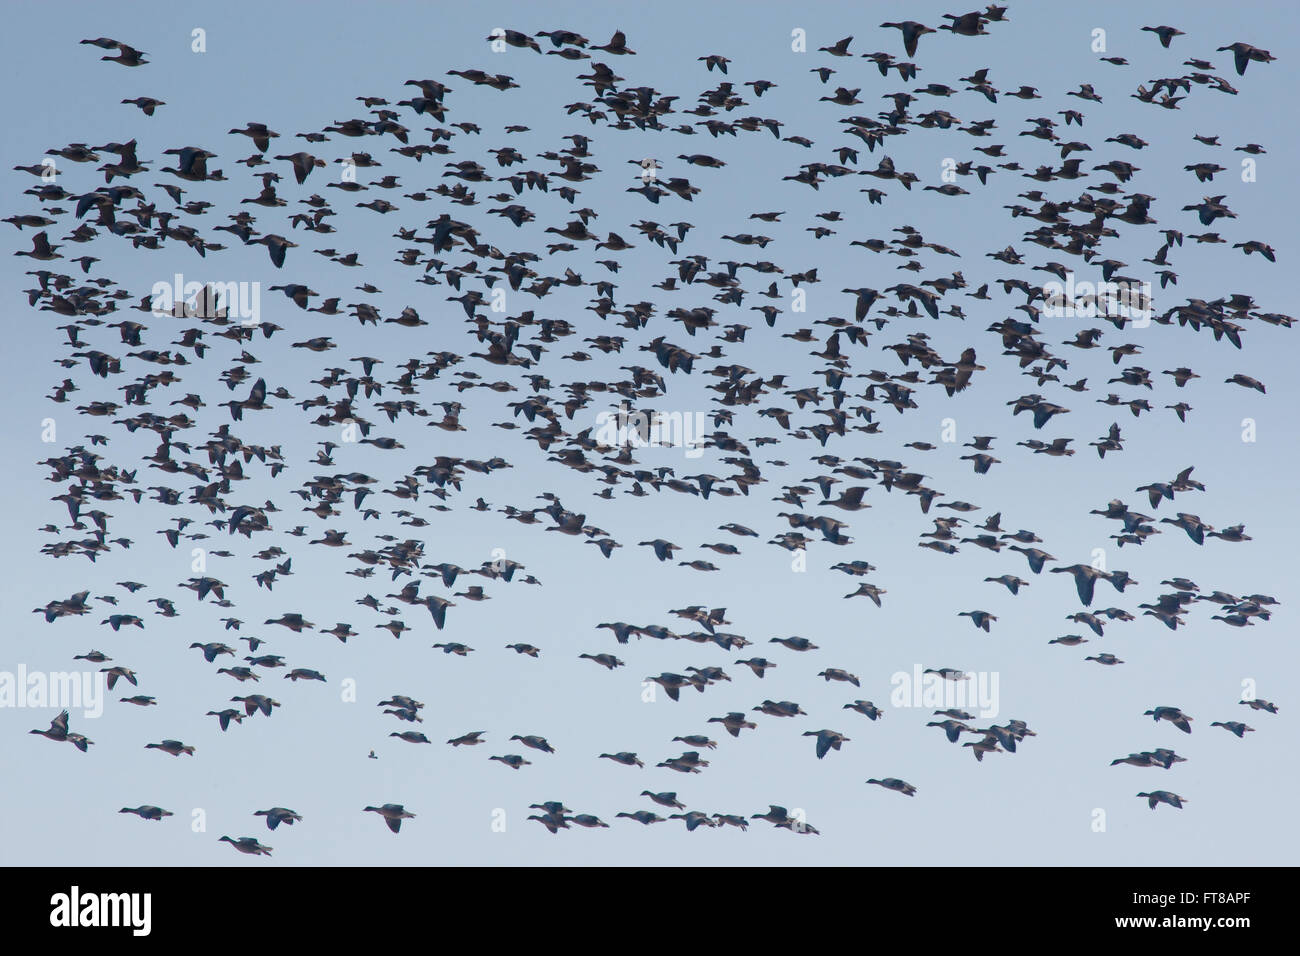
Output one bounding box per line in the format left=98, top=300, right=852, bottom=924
left=219, top=836, right=272, bottom=855
left=1136, top=791, right=1187, bottom=810
left=363, top=804, right=415, bottom=833
left=866, top=777, right=917, bottom=796
left=254, top=807, right=302, bottom=830
left=1144, top=706, right=1193, bottom=733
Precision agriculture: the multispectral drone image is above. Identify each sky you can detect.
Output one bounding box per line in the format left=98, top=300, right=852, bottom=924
left=2, top=1, right=1298, bottom=866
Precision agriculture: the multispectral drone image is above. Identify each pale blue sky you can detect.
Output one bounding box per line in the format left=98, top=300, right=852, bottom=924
left=2, top=1, right=1297, bottom=865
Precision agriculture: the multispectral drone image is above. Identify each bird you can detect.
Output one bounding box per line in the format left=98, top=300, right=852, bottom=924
left=803, top=729, right=851, bottom=759
left=145, top=739, right=196, bottom=756
left=363, top=804, right=415, bottom=833
left=866, top=778, right=917, bottom=796
left=254, top=807, right=302, bottom=830
left=120, top=806, right=173, bottom=821
left=1141, top=25, right=1184, bottom=48
left=1211, top=721, right=1254, bottom=738
left=1137, top=791, right=1187, bottom=810
left=1144, top=706, right=1194, bottom=734
left=599, top=752, right=644, bottom=768
left=219, top=836, right=272, bottom=855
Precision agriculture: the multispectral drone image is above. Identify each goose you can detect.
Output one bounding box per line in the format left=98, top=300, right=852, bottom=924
left=1126, top=749, right=1181, bottom=770
left=735, top=658, right=776, bottom=678
left=817, top=668, right=860, bottom=686
left=145, top=739, right=195, bottom=756
left=254, top=808, right=302, bottom=830
left=712, top=814, right=749, bottom=830
left=321, top=623, right=357, bottom=642
left=803, top=729, right=851, bottom=759
left=527, top=813, right=569, bottom=834
left=232, top=695, right=280, bottom=717
left=707, top=712, right=758, bottom=737
left=669, top=811, right=717, bottom=831
left=880, top=21, right=935, bottom=58
left=120, top=806, right=173, bottom=821
left=1084, top=653, right=1125, bottom=665
left=190, top=642, right=235, bottom=662
left=1216, top=41, right=1275, bottom=75
left=219, top=836, right=272, bottom=855
left=1239, top=698, right=1278, bottom=714
left=390, top=731, right=431, bottom=744
left=940, top=11, right=989, bottom=36
left=447, top=731, right=485, bottom=747
left=29, top=710, right=72, bottom=743
left=638, top=539, right=680, bottom=561
left=1066, top=612, right=1106, bottom=637
left=958, top=610, right=996, bottom=632
left=924, top=668, right=968, bottom=681
left=1141, top=25, right=1184, bottom=47
left=1211, top=721, right=1254, bottom=737
left=432, top=642, right=473, bottom=655
left=926, top=719, right=973, bottom=743
left=657, top=752, right=708, bottom=773
left=1050, top=564, right=1111, bottom=606
left=935, top=707, right=977, bottom=723
left=590, top=30, right=635, bottom=55
left=363, top=804, right=414, bottom=833
left=379, top=696, right=424, bottom=714
left=751, top=805, right=794, bottom=824
left=99, top=42, right=149, bottom=67
left=579, top=653, right=624, bottom=670
left=818, top=36, right=854, bottom=56
left=844, top=581, right=886, bottom=604
left=229, top=122, right=280, bottom=152
left=274, top=151, right=326, bottom=184
left=780, top=817, right=825, bottom=834
left=769, top=636, right=818, bottom=652
left=963, top=736, right=1002, bottom=761
left=753, top=700, right=806, bottom=718
left=615, top=810, right=664, bottom=825
left=264, top=612, right=313, bottom=632
left=685, top=666, right=731, bottom=687
left=1137, top=791, right=1187, bottom=810
left=977, top=725, right=1023, bottom=753
left=206, top=709, right=244, bottom=732
left=599, top=752, right=643, bottom=768
left=1009, top=545, right=1055, bottom=573
left=285, top=669, right=326, bottom=682
left=1144, top=706, right=1193, bottom=733
left=14, top=231, right=61, bottom=261
left=645, top=672, right=694, bottom=701
left=641, top=791, right=686, bottom=809
left=839, top=700, right=882, bottom=720
left=984, top=574, right=1027, bottom=594
left=866, top=778, right=917, bottom=796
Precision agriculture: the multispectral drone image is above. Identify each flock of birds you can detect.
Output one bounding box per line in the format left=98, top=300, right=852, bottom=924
left=13, top=8, right=1287, bottom=856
